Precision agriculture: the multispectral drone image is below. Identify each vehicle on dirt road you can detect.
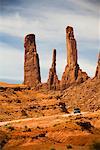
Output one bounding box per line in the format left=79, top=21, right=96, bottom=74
left=74, top=108, right=81, bottom=114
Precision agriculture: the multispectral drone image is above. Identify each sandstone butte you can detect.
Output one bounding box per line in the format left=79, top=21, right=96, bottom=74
left=24, top=26, right=99, bottom=90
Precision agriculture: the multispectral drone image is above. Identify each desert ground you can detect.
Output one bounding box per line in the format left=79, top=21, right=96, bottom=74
left=0, top=78, right=100, bottom=150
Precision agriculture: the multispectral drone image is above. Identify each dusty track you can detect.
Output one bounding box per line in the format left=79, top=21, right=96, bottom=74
left=0, top=111, right=92, bottom=127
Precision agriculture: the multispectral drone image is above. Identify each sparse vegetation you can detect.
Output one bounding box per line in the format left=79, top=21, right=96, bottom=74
left=0, top=79, right=100, bottom=150
left=4, top=124, right=15, bottom=131
left=0, top=130, right=10, bottom=149
left=90, top=141, right=100, bottom=150
left=21, top=109, right=28, bottom=116
left=23, top=125, right=31, bottom=132
left=66, top=144, right=72, bottom=149
left=76, top=121, right=93, bottom=131
left=16, top=99, right=21, bottom=103
left=50, top=147, right=56, bottom=150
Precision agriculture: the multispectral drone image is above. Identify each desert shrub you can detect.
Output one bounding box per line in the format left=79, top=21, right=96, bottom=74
left=56, top=95, right=61, bottom=100
left=90, top=141, right=100, bottom=150
left=50, top=147, right=56, bottom=150
left=59, top=102, right=67, bottom=112
left=0, top=130, right=10, bottom=149
left=29, top=106, right=37, bottom=109
left=41, top=106, right=46, bottom=110
left=76, top=121, right=93, bottom=131
left=4, top=124, right=15, bottom=131
left=23, top=125, right=31, bottom=132
left=53, top=106, right=56, bottom=109
left=38, top=133, right=45, bottom=137
left=32, top=133, right=46, bottom=140
left=66, top=144, right=72, bottom=149
left=16, top=99, right=21, bottom=103
left=36, top=126, right=43, bottom=129
left=21, top=109, right=28, bottom=116
left=0, top=138, right=8, bottom=149
left=8, top=126, right=15, bottom=131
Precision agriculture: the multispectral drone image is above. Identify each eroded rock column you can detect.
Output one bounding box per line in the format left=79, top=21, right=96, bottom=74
left=61, top=26, right=89, bottom=89
left=24, top=34, right=41, bottom=87
left=47, top=49, right=59, bottom=90
left=66, top=26, right=77, bottom=67
left=95, top=52, right=100, bottom=79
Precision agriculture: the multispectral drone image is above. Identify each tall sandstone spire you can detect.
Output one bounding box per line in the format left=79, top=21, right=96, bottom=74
left=95, top=52, right=100, bottom=79
left=24, top=34, right=41, bottom=87
left=66, top=26, right=77, bottom=67
left=47, top=49, right=59, bottom=90
left=61, top=26, right=89, bottom=89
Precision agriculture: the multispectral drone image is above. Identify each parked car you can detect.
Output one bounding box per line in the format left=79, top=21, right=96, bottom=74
left=74, top=108, right=81, bottom=114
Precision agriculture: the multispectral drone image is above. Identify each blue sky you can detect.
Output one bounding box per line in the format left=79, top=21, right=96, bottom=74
left=0, top=0, right=100, bottom=83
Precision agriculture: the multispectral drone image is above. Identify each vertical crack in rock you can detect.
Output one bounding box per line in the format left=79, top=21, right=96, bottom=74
left=47, top=49, right=59, bottom=90
left=61, top=26, right=89, bottom=89
left=95, top=52, right=100, bottom=79
left=24, top=34, right=41, bottom=87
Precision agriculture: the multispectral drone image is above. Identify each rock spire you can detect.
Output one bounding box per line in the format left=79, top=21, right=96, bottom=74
left=47, top=49, right=59, bottom=90
left=95, top=52, right=100, bottom=79
left=66, top=26, right=77, bottom=67
left=61, top=26, right=89, bottom=89
left=24, top=34, right=41, bottom=87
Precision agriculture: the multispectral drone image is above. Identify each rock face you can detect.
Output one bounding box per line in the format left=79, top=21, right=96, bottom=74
left=24, top=34, right=41, bottom=87
left=95, top=52, right=100, bottom=79
left=61, top=26, right=89, bottom=89
left=47, top=49, right=59, bottom=90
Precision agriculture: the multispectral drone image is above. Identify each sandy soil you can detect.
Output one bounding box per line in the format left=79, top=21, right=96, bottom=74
left=0, top=78, right=100, bottom=150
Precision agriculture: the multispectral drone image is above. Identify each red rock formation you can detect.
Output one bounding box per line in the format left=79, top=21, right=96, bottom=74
left=66, top=26, right=77, bottom=67
left=95, top=52, right=100, bottom=79
left=24, top=34, right=41, bottom=87
left=47, top=49, right=59, bottom=90
left=61, top=26, right=89, bottom=89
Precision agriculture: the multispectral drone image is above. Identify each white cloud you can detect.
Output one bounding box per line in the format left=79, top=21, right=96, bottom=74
left=0, top=7, right=99, bottom=43
left=0, top=0, right=99, bottom=82
left=0, top=42, right=24, bottom=80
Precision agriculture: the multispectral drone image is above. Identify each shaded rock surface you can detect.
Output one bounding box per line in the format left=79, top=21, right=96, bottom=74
left=95, top=52, right=100, bottom=79
left=61, top=26, right=89, bottom=89
left=24, top=34, right=41, bottom=87
left=47, top=49, right=59, bottom=90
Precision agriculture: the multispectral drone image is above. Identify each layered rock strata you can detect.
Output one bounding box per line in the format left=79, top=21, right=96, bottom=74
left=24, top=34, right=41, bottom=87
left=61, top=26, right=89, bottom=89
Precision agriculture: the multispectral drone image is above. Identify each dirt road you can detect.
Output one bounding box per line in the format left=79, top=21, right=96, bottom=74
left=0, top=112, right=88, bottom=127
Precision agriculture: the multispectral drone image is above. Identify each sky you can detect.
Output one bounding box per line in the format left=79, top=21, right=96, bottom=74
left=0, top=0, right=100, bottom=83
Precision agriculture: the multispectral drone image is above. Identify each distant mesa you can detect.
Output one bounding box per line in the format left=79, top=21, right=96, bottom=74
left=24, top=26, right=99, bottom=90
